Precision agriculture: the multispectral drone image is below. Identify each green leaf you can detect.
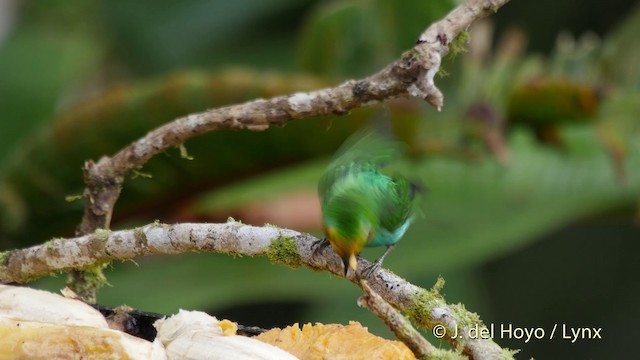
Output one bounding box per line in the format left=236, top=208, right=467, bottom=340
left=600, top=3, right=640, bottom=89
left=0, top=30, right=101, bottom=170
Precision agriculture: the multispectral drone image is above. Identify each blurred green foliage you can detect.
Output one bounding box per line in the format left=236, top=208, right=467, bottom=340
left=0, top=0, right=638, bottom=358
left=297, top=0, right=451, bottom=77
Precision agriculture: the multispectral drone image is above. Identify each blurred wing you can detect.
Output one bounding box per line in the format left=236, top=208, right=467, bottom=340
left=379, top=176, right=414, bottom=233
left=329, top=129, right=402, bottom=168
left=319, top=129, right=403, bottom=199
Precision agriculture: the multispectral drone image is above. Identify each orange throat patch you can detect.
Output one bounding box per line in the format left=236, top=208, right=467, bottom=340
left=323, top=226, right=365, bottom=271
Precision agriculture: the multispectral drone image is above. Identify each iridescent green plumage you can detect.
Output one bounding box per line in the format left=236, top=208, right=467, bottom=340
left=318, top=132, right=417, bottom=276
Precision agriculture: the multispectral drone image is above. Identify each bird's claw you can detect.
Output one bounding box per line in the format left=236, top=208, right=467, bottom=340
left=361, top=259, right=383, bottom=278
left=360, top=245, right=394, bottom=278
left=311, top=238, right=331, bottom=258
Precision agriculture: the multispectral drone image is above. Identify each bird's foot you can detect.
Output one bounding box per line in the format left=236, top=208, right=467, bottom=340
left=360, top=245, right=395, bottom=278
left=311, top=238, right=331, bottom=258
left=361, top=258, right=384, bottom=278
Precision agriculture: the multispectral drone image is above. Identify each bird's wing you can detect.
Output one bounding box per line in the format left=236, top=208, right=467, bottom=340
left=319, top=130, right=402, bottom=199
left=378, top=176, right=413, bottom=233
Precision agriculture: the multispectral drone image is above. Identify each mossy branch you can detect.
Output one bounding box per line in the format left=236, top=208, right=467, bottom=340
left=358, top=280, right=448, bottom=360
left=0, top=222, right=515, bottom=359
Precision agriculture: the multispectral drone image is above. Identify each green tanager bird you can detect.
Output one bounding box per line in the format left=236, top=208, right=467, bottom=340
left=318, top=131, right=419, bottom=276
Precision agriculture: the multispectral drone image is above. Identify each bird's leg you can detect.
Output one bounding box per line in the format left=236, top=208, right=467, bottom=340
left=362, top=245, right=395, bottom=278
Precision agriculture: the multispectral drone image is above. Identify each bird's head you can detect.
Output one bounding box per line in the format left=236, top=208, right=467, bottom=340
left=322, top=223, right=370, bottom=276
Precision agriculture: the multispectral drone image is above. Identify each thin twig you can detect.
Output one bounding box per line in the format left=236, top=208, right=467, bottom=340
left=0, top=222, right=516, bottom=360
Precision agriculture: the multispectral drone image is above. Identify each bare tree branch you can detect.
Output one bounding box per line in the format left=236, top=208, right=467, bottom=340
left=0, top=222, right=516, bottom=359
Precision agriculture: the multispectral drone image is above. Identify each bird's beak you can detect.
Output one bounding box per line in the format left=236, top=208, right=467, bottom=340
left=342, top=257, right=350, bottom=276
left=341, top=253, right=357, bottom=276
